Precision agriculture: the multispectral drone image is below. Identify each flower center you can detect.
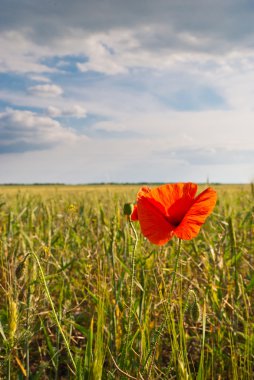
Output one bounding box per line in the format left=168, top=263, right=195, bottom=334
left=166, top=197, right=194, bottom=227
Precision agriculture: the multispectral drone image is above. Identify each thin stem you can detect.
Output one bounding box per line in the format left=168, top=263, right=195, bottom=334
left=143, top=238, right=182, bottom=376
left=108, top=347, right=137, bottom=380
left=32, top=251, right=76, bottom=373
left=169, top=239, right=182, bottom=299
left=129, top=221, right=138, bottom=313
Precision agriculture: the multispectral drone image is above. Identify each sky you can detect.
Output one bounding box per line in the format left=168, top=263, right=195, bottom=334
left=0, top=0, right=254, bottom=184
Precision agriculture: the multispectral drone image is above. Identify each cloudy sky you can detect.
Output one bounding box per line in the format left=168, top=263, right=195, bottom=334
left=1, top=0, right=254, bottom=183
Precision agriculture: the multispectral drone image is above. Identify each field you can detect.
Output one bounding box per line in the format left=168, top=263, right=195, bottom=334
left=0, top=184, right=254, bottom=379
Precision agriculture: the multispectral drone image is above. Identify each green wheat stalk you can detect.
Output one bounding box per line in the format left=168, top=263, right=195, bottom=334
left=32, top=250, right=76, bottom=373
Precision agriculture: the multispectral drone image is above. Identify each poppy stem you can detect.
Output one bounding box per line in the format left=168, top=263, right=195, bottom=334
left=143, top=238, right=182, bottom=377
left=169, top=238, right=182, bottom=300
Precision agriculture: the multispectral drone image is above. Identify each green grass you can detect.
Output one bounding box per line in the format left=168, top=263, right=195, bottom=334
left=0, top=184, right=254, bottom=379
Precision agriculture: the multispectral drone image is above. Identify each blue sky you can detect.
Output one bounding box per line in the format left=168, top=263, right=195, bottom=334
left=0, top=0, right=254, bottom=183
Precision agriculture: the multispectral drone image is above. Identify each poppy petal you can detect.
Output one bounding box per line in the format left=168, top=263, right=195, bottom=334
left=130, top=205, right=138, bottom=221
left=174, top=187, right=217, bottom=240
left=150, top=183, right=197, bottom=211
left=149, top=183, right=198, bottom=226
left=137, top=195, right=174, bottom=245
left=137, top=186, right=151, bottom=198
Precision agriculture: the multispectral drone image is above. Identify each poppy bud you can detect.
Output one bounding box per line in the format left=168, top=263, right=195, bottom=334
left=123, top=203, right=134, bottom=217
left=184, top=289, right=201, bottom=323
left=191, top=300, right=201, bottom=323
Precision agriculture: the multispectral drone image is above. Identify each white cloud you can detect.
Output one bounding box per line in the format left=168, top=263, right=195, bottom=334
left=91, top=120, right=125, bottom=132
left=0, top=25, right=252, bottom=80
left=30, top=75, right=51, bottom=83
left=158, top=145, right=254, bottom=166
left=28, top=84, right=63, bottom=97
left=47, top=106, right=62, bottom=117
left=0, top=108, right=84, bottom=153
left=67, top=105, right=87, bottom=118
left=0, top=31, right=55, bottom=74
left=47, top=104, right=87, bottom=118
left=76, top=34, right=129, bottom=75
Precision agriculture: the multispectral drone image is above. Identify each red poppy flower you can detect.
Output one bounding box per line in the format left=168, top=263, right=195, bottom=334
left=131, top=183, right=217, bottom=245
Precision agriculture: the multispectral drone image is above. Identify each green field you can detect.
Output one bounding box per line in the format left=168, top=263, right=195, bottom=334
left=0, top=184, right=254, bottom=379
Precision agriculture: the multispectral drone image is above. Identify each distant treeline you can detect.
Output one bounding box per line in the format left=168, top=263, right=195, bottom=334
left=0, top=182, right=226, bottom=186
